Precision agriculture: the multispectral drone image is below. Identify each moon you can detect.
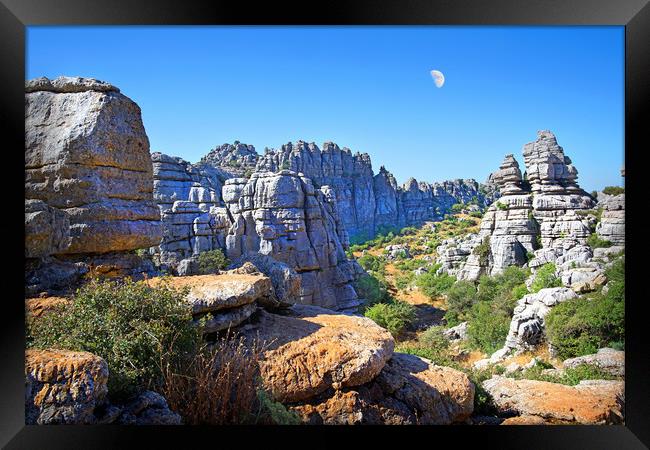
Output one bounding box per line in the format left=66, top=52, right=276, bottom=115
left=430, top=70, right=445, bottom=88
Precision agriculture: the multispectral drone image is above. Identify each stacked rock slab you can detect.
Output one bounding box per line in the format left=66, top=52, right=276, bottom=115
left=241, top=304, right=474, bottom=424
left=444, top=131, right=594, bottom=281
left=222, top=171, right=362, bottom=310
left=151, top=152, right=230, bottom=267
left=25, top=76, right=163, bottom=293
left=596, top=192, right=625, bottom=246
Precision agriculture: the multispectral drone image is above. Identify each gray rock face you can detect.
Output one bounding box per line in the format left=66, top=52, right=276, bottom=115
left=25, top=76, right=162, bottom=256
left=255, top=141, right=496, bottom=241
left=25, top=199, right=71, bottom=258
left=596, top=192, right=625, bottom=246
left=442, top=131, right=596, bottom=281
left=199, top=142, right=259, bottom=178
left=222, top=171, right=362, bottom=310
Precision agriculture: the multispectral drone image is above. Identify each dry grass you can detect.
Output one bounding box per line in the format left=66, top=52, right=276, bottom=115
left=160, top=333, right=267, bottom=425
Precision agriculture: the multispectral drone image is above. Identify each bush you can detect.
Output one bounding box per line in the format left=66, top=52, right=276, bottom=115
left=477, top=266, right=529, bottom=303
left=444, top=281, right=477, bottom=326
left=587, top=233, right=613, bottom=249
left=395, top=272, right=415, bottom=291
left=545, top=294, right=624, bottom=360
left=514, top=363, right=619, bottom=386
left=357, top=254, right=387, bottom=275
left=394, top=258, right=427, bottom=272
left=466, top=301, right=511, bottom=355
left=495, top=202, right=508, bottom=211
left=472, top=236, right=491, bottom=266
left=416, top=272, right=456, bottom=300
left=602, top=186, right=624, bottom=196
left=451, top=203, right=464, bottom=213
left=396, top=326, right=457, bottom=368
left=355, top=274, right=391, bottom=307
left=530, top=263, right=561, bottom=293
left=197, top=249, right=230, bottom=274
left=27, top=279, right=201, bottom=400
left=364, top=301, right=416, bottom=336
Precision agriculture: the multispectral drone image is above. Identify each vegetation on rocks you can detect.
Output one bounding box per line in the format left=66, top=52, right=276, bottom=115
left=602, top=186, right=624, bottom=196
left=530, top=262, right=561, bottom=293
left=364, top=300, right=416, bottom=337
left=510, top=363, right=619, bottom=386
left=416, top=270, right=456, bottom=300
left=197, top=249, right=230, bottom=274
left=27, top=279, right=200, bottom=400
left=545, top=258, right=625, bottom=359
left=587, top=232, right=613, bottom=249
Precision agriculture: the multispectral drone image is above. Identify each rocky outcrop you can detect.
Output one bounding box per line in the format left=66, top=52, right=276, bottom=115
left=482, top=376, right=624, bottom=424
left=293, top=353, right=474, bottom=425
left=25, top=76, right=162, bottom=255
left=442, top=131, right=595, bottom=281
left=25, top=349, right=109, bottom=424
left=596, top=192, right=625, bottom=246
left=99, top=390, right=182, bottom=425
left=25, top=76, right=163, bottom=294
left=255, top=141, right=495, bottom=241
left=199, top=142, right=259, bottom=178
left=242, top=304, right=394, bottom=403
left=562, top=348, right=625, bottom=377
left=145, top=268, right=274, bottom=333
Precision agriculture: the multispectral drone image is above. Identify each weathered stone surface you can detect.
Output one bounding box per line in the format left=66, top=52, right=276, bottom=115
left=145, top=273, right=272, bottom=314
left=25, top=296, right=69, bottom=318
left=25, top=199, right=71, bottom=258
left=242, top=304, right=394, bottom=403
left=25, top=349, right=109, bottom=424
left=292, top=353, right=474, bottom=425
left=199, top=142, right=259, bottom=178
left=443, top=321, right=468, bottom=341
left=25, top=76, right=162, bottom=255
left=482, top=376, right=624, bottom=424
left=230, top=254, right=301, bottom=306
left=562, top=348, right=625, bottom=377
left=596, top=192, right=625, bottom=246
left=115, top=391, right=182, bottom=425
left=443, top=131, right=596, bottom=282
left=500, top=415, right=550, bottom=425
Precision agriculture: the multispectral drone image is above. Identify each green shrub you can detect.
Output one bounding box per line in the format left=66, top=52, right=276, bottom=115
left=416, top=271, right=456, bottom=300
left=466, top=302, right=511, bottom=354
left=535, top=234, right=543, bottom=249
left=587, top=233, right=613, bottom=249
left=470, top=211, right=483, bottom=218
left=530, top=263, right=561, bottom=293
left=545, top=294, right=625, bottom=360
left=444, top=281, right=477, bottom=326
left=477, top=266, right=529, bottom=303
left=355, top=274, right=391, bottom=308
left=256, top=389, right=301, bottom=425
left=197, top=249, right=230, bottom=274
left=511, top=284, right=529, bottom=300
left=364, top=301, right=416, bottom=336
left=451, top=203, right=464, bottom=213
left=357, top=253, right=387, bottom=275
left=394, top=258, right=427, bottom=272
left=514, top=363, right=619, bottom=386
left=395, top=272, right=415, bottom=291
left=604, top=257, right=625, bottom=302
left=495, top=202, right=508, bottom=211
left=602, top=186, right=624, bottom=196
left=395, top=326, right=457, bottom=367
left=27, top=279, right=201, bottom=400
left=472, top=236, right=491, bottom=266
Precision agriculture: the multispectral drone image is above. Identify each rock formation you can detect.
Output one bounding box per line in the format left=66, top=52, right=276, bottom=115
left=199, top=142, right=259, bottom=178
left=482, top=376, right=624, bottom=425
left=596, top=192, right=625, bottom=246
left=562, top=348, right=624, bottom=377
left=439, top=131, right=596, bottom=281
left=25, top=76, right=162, bottom=294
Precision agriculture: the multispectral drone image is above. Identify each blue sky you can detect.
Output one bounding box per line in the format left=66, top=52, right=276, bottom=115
left=27, top=26, right=624, bottom=192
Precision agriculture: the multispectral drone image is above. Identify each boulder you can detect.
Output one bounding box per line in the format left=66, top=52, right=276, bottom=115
left=25, top=296, right=69, bottom=319
left=25, top=76, right=162, bottom=255
left=562, top=348, right=625, bottom=377
left=482, top=376, right=624, bottom=424
left=25, top=349, right=109, bottom=424
left=25, top=199, right=71, bottom=258
left=241, top=304, right=394, bottom=403
left=292, top=353, right=474, bottom=425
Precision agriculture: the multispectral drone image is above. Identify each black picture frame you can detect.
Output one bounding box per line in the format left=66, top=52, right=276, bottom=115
left=1, top=0, right=647, bottom=448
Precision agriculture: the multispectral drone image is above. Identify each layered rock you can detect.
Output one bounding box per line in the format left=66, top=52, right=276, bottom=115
left=482, top=376, right=624, bottom=424
left=25, top=76, right=162, bottom=255
left=221, top=171, right=362, bottom=310
left=442, top=131, right=595, bottom=281
left=255, top=141, right=495, bottom=241
left=596, top=192, right=625, bottom=246
left=25, top=76, right=163, bottom=293
left=145, top=267, right=274, bottom=333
